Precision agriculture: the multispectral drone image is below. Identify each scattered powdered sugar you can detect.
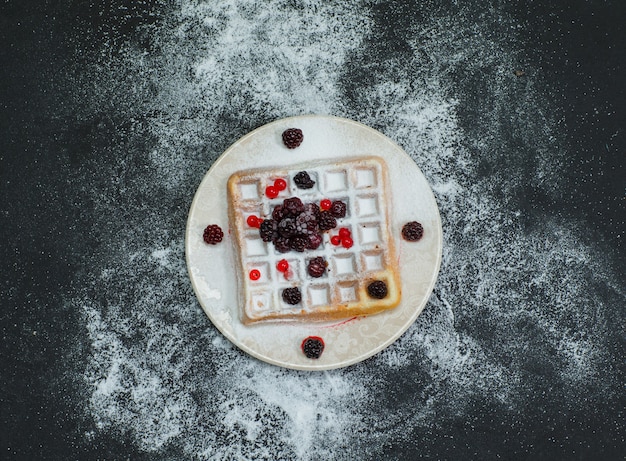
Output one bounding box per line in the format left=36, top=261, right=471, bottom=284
left=69, top=0, right=624, bottom=458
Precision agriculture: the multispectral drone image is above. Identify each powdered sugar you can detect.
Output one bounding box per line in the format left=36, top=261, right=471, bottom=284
left=70, top=0, right=624, bottom=458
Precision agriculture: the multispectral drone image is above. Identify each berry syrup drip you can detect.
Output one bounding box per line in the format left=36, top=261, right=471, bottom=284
left=301, top=336, right=325, bottom=359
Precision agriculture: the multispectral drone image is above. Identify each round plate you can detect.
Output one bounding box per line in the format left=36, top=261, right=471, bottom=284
left=185, top=115, right=442, bottom=370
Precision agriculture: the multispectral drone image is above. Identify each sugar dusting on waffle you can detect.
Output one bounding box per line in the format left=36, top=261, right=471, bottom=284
left=228, top=156, right=401, bottom=324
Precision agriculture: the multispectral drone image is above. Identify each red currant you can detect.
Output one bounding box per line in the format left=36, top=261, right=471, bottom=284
left=338, top=227, right=351, bottom=238
left=274, top=178, right=287, bottom=191
left=246, top=215, right=260, bottom=228
left=249, top=269, right=261, bottom=281
left=330, top=235, right=342, bottom=246
left=265, top=185, right=279, bottom=199
left=276, top=259, right=289, bottom=272
left=320, top=199, right=332, bottom=210
left=341, top=237, right=354, bottom=249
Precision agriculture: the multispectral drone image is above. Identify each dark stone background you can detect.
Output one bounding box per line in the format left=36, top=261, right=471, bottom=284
left=1, top=0, right=624, bottom=459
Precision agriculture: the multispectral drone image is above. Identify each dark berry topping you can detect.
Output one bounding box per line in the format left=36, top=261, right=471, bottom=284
left=307, top=256, right=327, bottom=278
left=330, top=200, right=347, bottom=218
left=306, top=233, right=323, bottom=250
left=301, top=336, right=325, bottom=359
left=367, top=280, right=388, bottom=299
left=282, top=287, right=302, bottom=305
left=296, top=210, right=319, bottom=236
left=278, top=217, right=297, bottom=238
left=282, top=128, right=304, bottom=149
left=288, top=236, right=308, bottom=252
left=203, top=224, right=224, bottom=245
left=293, top=171, right=315, bottom=189
left=318, top=210, right=337, bottom=231
left=274, top=237, right=291, bottom=253
left=402, top=221, right=424, bottom=241
left=259, top=219, right=278, bottom=242
left=303, top=202, right=321, bottom=219
left=272, top=205, right=286, bottom=221
left=282, top=197, right=305, bottom=217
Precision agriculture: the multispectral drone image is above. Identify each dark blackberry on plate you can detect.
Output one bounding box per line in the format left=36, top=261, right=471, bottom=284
left=282, top=128, right=303, bottom=149
left=402, top=221, right=424, bottom=241
left=203, top=224, right=224, bottom=245
left=301, top=336, right=325, bottom=359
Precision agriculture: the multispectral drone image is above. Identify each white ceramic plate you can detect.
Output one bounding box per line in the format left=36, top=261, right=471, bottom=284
left=185, top=115, right=442, bottom=370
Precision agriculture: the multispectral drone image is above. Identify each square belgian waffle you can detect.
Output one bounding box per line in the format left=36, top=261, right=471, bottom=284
left=227, top=156, right=400, bottom=324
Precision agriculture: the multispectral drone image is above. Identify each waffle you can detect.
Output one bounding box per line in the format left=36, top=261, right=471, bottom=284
left=227, top=156, right=401, bottom=324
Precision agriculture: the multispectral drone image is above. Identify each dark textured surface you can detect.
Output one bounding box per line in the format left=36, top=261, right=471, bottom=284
left=2, top=1, right=624, bottom=459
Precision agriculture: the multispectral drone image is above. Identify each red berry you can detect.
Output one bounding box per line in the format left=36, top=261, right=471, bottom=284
left=276, top=259, right=289, bottom=272
left=341, top=237, right=354, bottom=249
left=274, top=178, right=287, bottom=191
left=246, top=215, right=260, bottom=228
left=266, top=186, right=279, bottom=199
left=320, top=199, right=332, bottom=210
left=249, top=269, right=261, bottom=281
left=338, top=227, right=351, bottom=238
left=330, top=235, right=341, bottom=246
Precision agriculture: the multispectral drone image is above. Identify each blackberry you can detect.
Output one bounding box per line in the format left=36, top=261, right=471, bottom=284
left=296, top=210, right=318, bottom=236
left=293, top=171, right=315, bottom=189
left=367, top=280, right=388, bottom=299
left=301, top=336, right=325, bottom=359
left=307, top=256, right=327, bottom=278
left=318, top=210, right=337, bottom=231
left=282, top=197, right=304, bottom=217
left=330, top=200, right=347, bottom=219
left=274, top=236, right=291, bottom=253
left=402, top=221, right=424, bottom=241
left=203, top=224, right=224, bottom=245
left=306, top=233, right=323, bottom=250
left=282, top=128, right=303, bottom=149
left=282, top=287, right=302, bottom=305
left=303, top=202, right=321, bottom=219
left=278, top=217, right=297, bottom=238
left=289, top=236, right=308, bottom=252
left=272, top=204, right=286, bottom=221
left=259, top=219, right=278, bottom=242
